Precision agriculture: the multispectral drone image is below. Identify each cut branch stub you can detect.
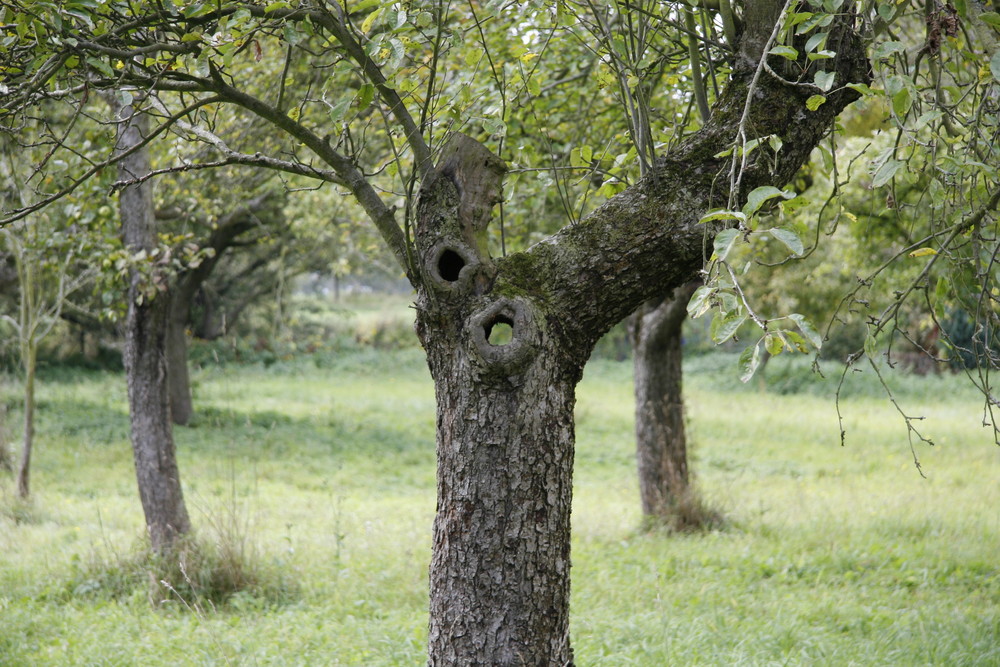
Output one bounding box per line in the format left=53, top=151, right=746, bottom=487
left=468, top=298, right=539, bottom=376
left=436, top=133, right=506, bottom=247
left=416, top=133, right=506, bottom=282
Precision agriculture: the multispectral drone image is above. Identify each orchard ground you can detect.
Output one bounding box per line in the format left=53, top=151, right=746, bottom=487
left=1, top=311, right=999, bottom=665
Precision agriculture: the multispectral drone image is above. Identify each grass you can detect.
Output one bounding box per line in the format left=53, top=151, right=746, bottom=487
left=1, top=349, right=999, bottom=665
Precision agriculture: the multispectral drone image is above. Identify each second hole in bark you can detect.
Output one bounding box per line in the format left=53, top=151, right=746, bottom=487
left=485, top=314, right=514, bottom=346
left=437, top=249, right=466, bottom=282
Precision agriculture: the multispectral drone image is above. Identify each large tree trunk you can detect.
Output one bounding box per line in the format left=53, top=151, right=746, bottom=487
left=415, top=137, right=582, bottom=666
left=630, top=283, right=700, bottom=521
left=115, top=101, right=191, bottom=554
left=412, top=7, right=867, bottom=661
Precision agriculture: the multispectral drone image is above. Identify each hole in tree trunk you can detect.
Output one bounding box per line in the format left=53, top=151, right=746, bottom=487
left=485, top=315, right=514, bottom=346
left=437, top=249, right=466, bottom=282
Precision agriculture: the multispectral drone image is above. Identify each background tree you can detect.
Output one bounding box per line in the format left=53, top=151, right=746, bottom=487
left=0, top=132, right=111, bottom=498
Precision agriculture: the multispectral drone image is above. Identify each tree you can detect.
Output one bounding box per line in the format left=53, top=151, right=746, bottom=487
left=3, top=0, right=997, bottom=663
left=162, top=186, right=285, bottom=424
left=0, top=135, right=109, bottom=498
left=629, top=282, right=706, bottom=526
left=114, top=98, right=191, bottom=554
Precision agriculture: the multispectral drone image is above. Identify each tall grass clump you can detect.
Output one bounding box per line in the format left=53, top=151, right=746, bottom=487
left=65, top=501, right=298, bottom=610
left=641, top=487, right=726, bottom=534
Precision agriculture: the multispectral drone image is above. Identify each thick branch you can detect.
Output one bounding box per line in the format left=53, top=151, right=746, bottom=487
left=317, top=3, right=433, bottom=177
left=492, top=5, right=869, bottom=354
left=207, top=73, right=411, bottom=275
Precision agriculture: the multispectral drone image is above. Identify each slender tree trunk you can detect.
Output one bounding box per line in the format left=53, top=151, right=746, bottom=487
left=630, top=282, right=699, bottom=521
left=0, top=400, right=10, bottom=473
left=115, top=100, right=191, bottom=554
left=16, top=341, right=34, bottom=498
left=163, top=192, right=276, bottom=424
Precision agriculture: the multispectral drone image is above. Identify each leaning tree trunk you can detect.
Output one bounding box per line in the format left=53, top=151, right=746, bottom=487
left=115, top=101, right=191, bottom=554
left=630, top=282, right=700, bottom=520
left=412, top=7, right=867, bottom=660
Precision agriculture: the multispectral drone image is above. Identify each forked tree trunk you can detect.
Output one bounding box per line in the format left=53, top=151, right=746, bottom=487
left=411, top=7, right=867, bottom=658
left=630, top=283, right=699, bottom=519
left=115, top=101, right=191, bottom=553
left=415, top=138, right=583, bottom=665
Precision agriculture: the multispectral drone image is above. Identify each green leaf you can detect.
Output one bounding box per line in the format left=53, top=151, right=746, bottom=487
left=892, top=87, right=912, bottom=118
left=742, top=186, right=794, bottom=217
left=992, top=51, right=1000, bottom=83
left=871, top=158, right=904, bottom=188
left=807, top=50, right=836, bottom=61
left=328, top=97, right=352, bottom=121
left=805, top=32, right=828, bottom=53
left=863, top=333, right=878, bottom=360
left=769, top=228, right=804, bottom=256
left=712, top=228, right=741, bottom=261
left=686, top=286, right=715, bottom=319
left=768, top=45, right=799, bottom=60
left=813, top=70, right=836, bottom=92
left=482, top=118, right=506, bottom=137
left=783, top=330, right=809, bottom=353
left=85, top=56, right=114, bottom=77
left=699, top=209, right=746, bottom=225
left=710, top=310, right=747, bottom=344
left=765, top=332, right=785, bottom=356
left=847, top=82, right=875, bottom=96
left=357, top=83, right=375, bottom=111
left=979, top=11, right=1000, bottom=28
left=873, top=40, right=905, bottom=60
left=361, top=6, right=384, bottom=32
left=806, top=94, right=827, bottom=111
left=738, top=341, right=763, bottom=383
left=789, top=313, right=823, bottom=350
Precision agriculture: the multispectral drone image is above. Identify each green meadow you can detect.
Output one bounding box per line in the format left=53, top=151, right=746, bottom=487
left=2, top=348, right=999, bottom=665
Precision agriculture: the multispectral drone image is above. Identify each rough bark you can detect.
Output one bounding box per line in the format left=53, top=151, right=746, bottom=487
left=115, top=102, right=191, bottom=554
left=630, top=282, right=699, bottom=519
left=415, top=136, right=579, bottom=666
left=413, top=7, right=868, bottom=662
